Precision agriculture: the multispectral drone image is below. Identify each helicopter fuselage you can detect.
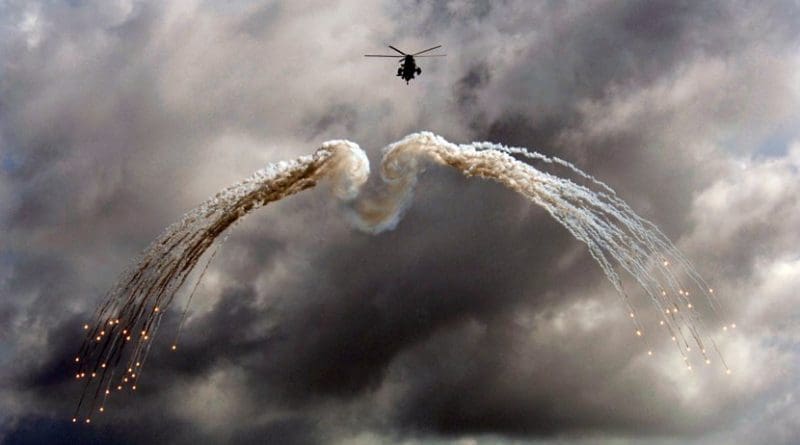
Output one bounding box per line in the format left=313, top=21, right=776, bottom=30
left=397, top=55, right=422, bottom=84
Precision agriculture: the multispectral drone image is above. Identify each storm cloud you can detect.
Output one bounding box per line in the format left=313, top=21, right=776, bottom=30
left=2, top=1, right=799, bottom=444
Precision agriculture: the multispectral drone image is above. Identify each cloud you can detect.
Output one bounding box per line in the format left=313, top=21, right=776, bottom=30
left=2, top=1, right=800, bottom=444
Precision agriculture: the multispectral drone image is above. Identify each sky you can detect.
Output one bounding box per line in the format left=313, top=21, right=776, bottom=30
left=1, top=0, right=799, bottom=444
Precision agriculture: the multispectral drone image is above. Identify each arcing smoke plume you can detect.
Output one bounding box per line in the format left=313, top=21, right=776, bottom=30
left=72, top=133, right=730, bottom=423
left=71, top=141, right=368, bottom=423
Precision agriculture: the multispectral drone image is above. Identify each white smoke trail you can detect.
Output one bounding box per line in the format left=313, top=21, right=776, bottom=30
left=73, top=141, right=368, bottom=423
left=344, top=146, right=425, bottom=233
left=364, top=132, right=730, bottom=368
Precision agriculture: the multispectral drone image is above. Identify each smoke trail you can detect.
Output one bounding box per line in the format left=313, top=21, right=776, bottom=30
left=71, top=141, right=368, bottom=423
left=369, top=131, right=730, bottom=368
left=74, top=132, right=731, bottom=423
left=344, top=147, right=425, bottom=233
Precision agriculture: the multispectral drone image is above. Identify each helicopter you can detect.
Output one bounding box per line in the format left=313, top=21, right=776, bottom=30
left=364, top=45, right=446, bottom=84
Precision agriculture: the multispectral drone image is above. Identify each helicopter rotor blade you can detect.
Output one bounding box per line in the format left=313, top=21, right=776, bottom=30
left=364, top=55, right=404, bottom=57
left=388, top=45, right=407, bottom=56
left=414, top=54, right=446, bottom=57
left=412, top=45, right=442, bottom=55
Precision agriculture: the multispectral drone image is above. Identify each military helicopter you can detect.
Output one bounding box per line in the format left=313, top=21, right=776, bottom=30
left=365, top=45, right=446, bottom=84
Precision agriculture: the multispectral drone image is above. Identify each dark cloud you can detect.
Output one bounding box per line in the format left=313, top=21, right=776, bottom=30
left=227, top=416, right=321, bottom=445
left=2, top=1, right=799, bottom=444
left=305, top=102, right=360, bottom=140
left=2, top=416, right=137, bottom=445
left=452, top=63, right=491, bottom=132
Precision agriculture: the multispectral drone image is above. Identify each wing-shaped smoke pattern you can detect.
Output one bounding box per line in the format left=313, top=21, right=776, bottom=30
left=72, top=132, right=730, bottom=423
left=373, top=133, right=730, bottom=360
left=71, top=141, right=368, bottom=423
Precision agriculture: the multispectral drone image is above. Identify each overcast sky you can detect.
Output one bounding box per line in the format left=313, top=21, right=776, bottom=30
left=1, top=1, right=799, bottom=444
